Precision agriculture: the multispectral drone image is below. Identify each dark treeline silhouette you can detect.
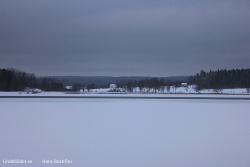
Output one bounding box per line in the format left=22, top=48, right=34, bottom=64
left=71, top=83, right=98, bottom=92
left=50, top=76, right=188, bottom=86
left=115, top=78, right=184, bottom=93
left=0, top=68, right=187, bottom=92
left=38, top=78, right=65, bottom=91
left=188, top=68, right=250, bottom=91
left=0, top=68, right=36, bottom=91
left=6, top=67, right=250, bottom=93
left=0, top=68, right=65, bottom=92
left=71, top=83, right=96, bottom=92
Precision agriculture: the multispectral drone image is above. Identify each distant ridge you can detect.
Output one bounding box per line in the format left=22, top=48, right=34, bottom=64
left=38, top=76, right=188, bottom=86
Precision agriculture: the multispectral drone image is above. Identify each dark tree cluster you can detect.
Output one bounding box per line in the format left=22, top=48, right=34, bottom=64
left=72, top=83, right=83, bottom=92
left=0, top=68, right=65, bottom=92
left=38, top=78, right=65, bottom=91
left=87, top=83, right=96, bottom=92
left=115, top=77, right=183, bottom=93
left=70, top=83, right=96, bottom=92
left=0, top=68, right=37, bottom=91
left=188, top=69, right=250, bottom=91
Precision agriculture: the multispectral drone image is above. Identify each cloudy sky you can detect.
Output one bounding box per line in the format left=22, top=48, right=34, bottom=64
left=0, top=0, right=250, bottom=76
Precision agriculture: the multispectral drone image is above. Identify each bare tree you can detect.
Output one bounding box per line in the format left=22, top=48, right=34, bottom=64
left=246, top=88, right=250, bottom=93
left=166, top=85, right=171, bottom=93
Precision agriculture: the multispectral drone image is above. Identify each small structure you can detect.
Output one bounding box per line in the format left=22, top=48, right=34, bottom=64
left=24, top=87, right=41, bottom=93
left=32, top=88, right=42, bottom=93
left=109, top=84, right=117, bottom=89
left=181, top=83, right=188, bottom=87
left=65, top=86, right=72, bottom=90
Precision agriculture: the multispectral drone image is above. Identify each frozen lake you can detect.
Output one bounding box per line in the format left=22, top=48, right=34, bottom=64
left=1, top=98, right=250, bottom=167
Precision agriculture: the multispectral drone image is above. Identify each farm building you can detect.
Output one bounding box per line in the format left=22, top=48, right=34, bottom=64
left=109, top=84, right=117, bottom=89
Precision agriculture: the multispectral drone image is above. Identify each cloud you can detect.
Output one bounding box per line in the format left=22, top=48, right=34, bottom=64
left=0, top=0, right=250, bottom=76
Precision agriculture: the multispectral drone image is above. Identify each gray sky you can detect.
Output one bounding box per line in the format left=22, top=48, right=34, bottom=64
left=0, top=0, right=250, bottom=76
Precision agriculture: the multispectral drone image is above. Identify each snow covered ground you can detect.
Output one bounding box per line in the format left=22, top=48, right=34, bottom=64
left=1, top=85, right=249, bottom=97
left=1, top=90, right=250, bottom=99
left=1, top=98, right=250, bottom=167
left=80, top=86, right=250, bottom=94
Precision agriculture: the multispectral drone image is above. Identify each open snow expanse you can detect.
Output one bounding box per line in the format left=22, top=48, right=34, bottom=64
left=1, top=98, right=250, bottom=167
left=1, top=91, right=250, bottom=99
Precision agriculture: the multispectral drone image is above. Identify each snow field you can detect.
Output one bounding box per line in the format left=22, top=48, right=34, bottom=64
left=82, top=86, right=250, bottom=94
left=0, top=85, right=250, bottom=98
left=0, top=98, right=250, bottom=167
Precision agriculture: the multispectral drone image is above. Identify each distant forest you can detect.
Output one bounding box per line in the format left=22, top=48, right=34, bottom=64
left=0, top=68, right=64, bottom=92
left=0, top=68, right=187, bottom=92
left=188, top=69, right=250, bottom=91
left=0, top=68, right=250, bottom=92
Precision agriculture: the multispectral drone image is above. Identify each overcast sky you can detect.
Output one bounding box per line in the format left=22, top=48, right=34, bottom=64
left=0, top=0, right=250, bottom=77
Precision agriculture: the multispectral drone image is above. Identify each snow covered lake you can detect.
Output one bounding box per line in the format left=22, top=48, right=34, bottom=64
left=1, top=97, right=250, bottom=167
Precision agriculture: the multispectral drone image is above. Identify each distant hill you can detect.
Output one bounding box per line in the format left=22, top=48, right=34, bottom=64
left=38, top=76, right=188, bottom=86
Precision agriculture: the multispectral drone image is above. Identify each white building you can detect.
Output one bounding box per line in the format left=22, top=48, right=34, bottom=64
left=65, top=86, right=72, bottom=90
left=109, top=84, right=117, bottom=89
left=181, top=83, right=188, bottom=87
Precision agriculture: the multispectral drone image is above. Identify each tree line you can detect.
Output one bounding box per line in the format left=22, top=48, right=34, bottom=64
left=71, top=83, right=96, bottom=92
left=2, top=67, right=250, bottom=93
left=188, top=68, right=250, bottom=91
left=0, top=68, right=186, bottom=93
left=0, top=68, right=65, bottom=92
left=71, top=78, right=185, bottom=93
left=114, top=78, right=184, bottom=93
